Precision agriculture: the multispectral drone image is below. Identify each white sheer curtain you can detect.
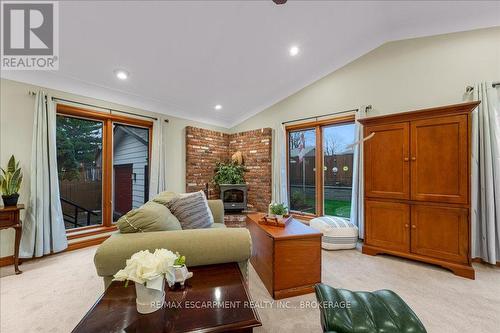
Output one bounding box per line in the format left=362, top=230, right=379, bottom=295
left=471, top=82, right=500, bottom=264
left=20, top=91, right=67, bottom=258
left=149, top=117, right=168, bottom=198
left=350, top=106, right=368, bottom=238
left=272, top=123, right=288, bottom=206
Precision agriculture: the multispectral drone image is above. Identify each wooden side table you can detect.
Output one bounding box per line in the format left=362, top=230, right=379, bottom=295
left=0, top=204, right=24, bottom=274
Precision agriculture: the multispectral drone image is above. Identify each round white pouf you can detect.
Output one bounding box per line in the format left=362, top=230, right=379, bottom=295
left=309, top=216, right=359, bottom=250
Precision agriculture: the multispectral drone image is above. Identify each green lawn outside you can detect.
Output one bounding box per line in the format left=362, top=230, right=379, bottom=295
left=324, top=200, right=351, bottom=218
left=303, top=198, right=351, bottom=218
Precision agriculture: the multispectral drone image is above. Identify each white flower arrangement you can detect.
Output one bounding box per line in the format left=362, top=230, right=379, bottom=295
left=113, top=249, right=179, bottom=290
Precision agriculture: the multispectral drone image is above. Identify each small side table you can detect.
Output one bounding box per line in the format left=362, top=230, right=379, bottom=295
left=0, top=204, right=24, bottom=274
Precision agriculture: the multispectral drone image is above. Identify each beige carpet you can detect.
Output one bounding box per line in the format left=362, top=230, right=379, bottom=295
left=1, top=245, right=499, bottom=333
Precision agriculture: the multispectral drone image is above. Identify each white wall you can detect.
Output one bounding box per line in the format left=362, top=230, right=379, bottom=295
left=0, top=78, right=225, bottom=258
left=231, top=27, right=500, bottom=133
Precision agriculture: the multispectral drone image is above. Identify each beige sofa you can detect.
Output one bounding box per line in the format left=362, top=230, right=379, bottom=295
left=94, top=200, right=252, bottom=288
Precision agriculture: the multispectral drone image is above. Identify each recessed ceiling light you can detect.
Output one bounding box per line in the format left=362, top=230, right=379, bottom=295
left=114, top=69, right=129, bottom=80
left=289, top=45, right=300, bottom=56
left=214, top=104, right=222, bottom=110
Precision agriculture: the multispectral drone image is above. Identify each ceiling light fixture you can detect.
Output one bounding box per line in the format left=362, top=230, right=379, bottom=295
left=114, top=69, right=129, bottom=80
left=289, top=45, right=300, bottom=57
left=214, top=104, right=223, bottom=110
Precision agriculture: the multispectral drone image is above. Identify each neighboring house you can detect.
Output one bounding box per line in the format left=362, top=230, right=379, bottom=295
left=112, top=126, right=150, bottom=218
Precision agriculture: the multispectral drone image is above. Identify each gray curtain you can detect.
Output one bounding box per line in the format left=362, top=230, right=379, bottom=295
left=272, top=123, right=288, bottom=207
left=471, top=82, right=500, bottom=264
left=20, top=91, right=67, bottom=258
left=350, top=106, right=368, bottom=238
left=149, top=117, right=168, bottom=198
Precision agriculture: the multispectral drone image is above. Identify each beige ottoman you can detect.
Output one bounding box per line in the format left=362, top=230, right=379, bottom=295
left=309, top=216, right=358, bottom=250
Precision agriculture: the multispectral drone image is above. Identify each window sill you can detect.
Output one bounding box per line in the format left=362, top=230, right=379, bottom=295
left=290, top=212, right=316, bottom=223
left=66, top=225, right=117, bottom=240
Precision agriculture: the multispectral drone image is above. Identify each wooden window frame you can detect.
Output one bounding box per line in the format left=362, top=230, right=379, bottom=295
left=286, top=115, right=355, bottom=218
left=57, top=104, right=153, bottom=238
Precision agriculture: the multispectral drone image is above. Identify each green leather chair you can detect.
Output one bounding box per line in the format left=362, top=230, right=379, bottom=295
left=314, top=283, right=427, bottom=333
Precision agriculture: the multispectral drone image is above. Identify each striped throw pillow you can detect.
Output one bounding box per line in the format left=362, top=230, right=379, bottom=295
left=167, top=191, right=214, bottom=229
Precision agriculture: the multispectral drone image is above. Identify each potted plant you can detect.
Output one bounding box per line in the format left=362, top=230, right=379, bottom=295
left=172, top=254, right=193, bottom=288
left=113, top=249, right=180, bottom=314
left=212, top=161, right=247, bottom=185
left=270, top=203, right=288, bottom=219
left=0, top=155, right=23, bottom=206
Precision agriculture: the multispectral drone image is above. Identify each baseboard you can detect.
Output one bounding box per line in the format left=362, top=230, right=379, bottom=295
left=362, top=244, right=475, bottom=279
left=0, top=255, right=14, bottom=267
left=0, top=235, right=110, bottom=268
left=472, top=257, right=500, bottom=267
left=67, top=235, right=109, bottom=251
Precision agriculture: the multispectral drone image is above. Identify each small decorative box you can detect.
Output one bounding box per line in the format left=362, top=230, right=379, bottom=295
left=259, top=214, right=293, bottom=227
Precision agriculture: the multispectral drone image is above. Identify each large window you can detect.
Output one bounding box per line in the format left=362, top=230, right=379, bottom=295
left=287, top=116, right=355, bottom=218
left=57, top=116, right=104, bottom=229
left=56, top=104, right=152, bottom=230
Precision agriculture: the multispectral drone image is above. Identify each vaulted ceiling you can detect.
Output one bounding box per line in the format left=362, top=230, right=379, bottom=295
left=2, top=1, right=499, bottom=127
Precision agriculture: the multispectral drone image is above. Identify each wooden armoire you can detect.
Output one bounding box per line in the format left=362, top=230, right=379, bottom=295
left=359, top=101, right=480, bottom=279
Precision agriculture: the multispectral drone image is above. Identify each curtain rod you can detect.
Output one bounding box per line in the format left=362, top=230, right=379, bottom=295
left=28, top=91, right=169, bottom=123
left=281, top=105, right=372, bottom=125
left=466, top=82, right=499, bottom=92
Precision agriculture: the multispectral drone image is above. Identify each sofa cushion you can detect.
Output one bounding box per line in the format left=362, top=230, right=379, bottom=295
left=207, top=199, right=224, bottom=224
left=210, top=223, right=226, bottom=229
left=167, top=191, right=214, bottom=229
left=116, top=201, right=182, bottom=233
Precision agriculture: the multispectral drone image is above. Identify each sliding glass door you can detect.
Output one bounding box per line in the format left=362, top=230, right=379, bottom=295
left=57, top=115, right=103, bottom=230
left=288, top=129, right=316, bottom=214
left=322, top=123, right=355, bottom=218
left=55, top=104, right=153, bottom=230
left=287, top=117, right=355, bottom=218
left=112, top=124, right=150, bottom=221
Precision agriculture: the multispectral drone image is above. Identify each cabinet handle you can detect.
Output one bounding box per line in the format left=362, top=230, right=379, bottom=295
left=411, top=157, right=417, bottom=161
left=403, top=157, right=409, bottom=162
left=411, top=225, right=416, bottom=229
left=405, top=224, right=409, bottom=228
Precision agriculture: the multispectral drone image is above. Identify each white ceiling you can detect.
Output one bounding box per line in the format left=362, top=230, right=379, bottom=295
left=2, top=1, right=499, bottom=128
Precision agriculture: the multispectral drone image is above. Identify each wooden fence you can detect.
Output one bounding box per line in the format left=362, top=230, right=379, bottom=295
left=289, top=153, right=354, bottom=187
left=59, top=180, right=102, bottom=212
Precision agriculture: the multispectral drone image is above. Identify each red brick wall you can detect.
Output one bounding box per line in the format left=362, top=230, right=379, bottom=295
left=185, top=126, right=272, bottom=212
left=185, top=127, right=229, bottom=199
left=228, top=128, right=272, bottom=212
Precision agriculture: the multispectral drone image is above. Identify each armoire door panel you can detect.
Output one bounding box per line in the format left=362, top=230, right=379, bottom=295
left=411, top=204, right=469, bottom=264
left=365, top=200, right=410, bottom=253
left=410, top=115, right=468, bottom=203
left=364, top=123, right=410, bottom=199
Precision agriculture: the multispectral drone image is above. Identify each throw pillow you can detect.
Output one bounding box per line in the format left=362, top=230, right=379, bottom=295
left=152, top=191, right=178, bottom=205
left=117, top=201, right=182, bottom=233
left=167, top=191, right=214, bottom=229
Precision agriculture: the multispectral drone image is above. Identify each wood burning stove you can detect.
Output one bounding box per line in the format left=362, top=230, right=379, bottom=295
left=219, top=184, right=247, bottom=211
